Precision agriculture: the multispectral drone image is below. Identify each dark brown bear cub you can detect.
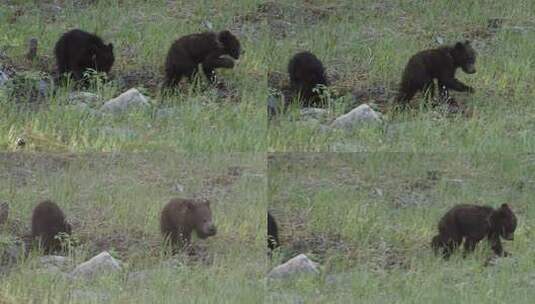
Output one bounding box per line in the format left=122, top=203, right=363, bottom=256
left=163, top=30, right=241, bottom=87
left=31, top=200, right=72, bottom=254
left=267, top=212, right=279, bottom=251
left=54, top=29, right=114, bottom=81
left=288, top=51, right=328, bottom=107
left=431, top=203, right=517, bottom=259
left=396, top=40, right=476, bottom=106
left=160, top=198, right=217, bottom=251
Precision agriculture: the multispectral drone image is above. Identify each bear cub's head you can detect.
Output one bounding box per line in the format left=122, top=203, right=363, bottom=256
left=491, top=203, right=517, bottom=241
left=218, top=30, right=241, bottom=60
left=92, top=43, right=115, bottom=73
left=451, top=40, right=476, bottom=74
left=189, top=199, right=217, bottom=239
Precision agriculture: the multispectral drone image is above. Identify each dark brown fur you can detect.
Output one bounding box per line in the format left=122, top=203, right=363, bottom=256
left=288, top=51, right=328, bottom=107
left=54, top=29, right=114, bottom=81
left=396, top=40, right=476, bottom=107
left=160, top=198, right=217, bottom=250
left=163, top=30, right=241, bottom=87
left=431, top=203, right=517, bottom=259
left=31, top=200, right=72, bottom=254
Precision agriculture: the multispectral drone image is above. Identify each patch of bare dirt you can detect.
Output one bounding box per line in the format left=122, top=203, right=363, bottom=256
left=116, top=67, right=161, bottom=95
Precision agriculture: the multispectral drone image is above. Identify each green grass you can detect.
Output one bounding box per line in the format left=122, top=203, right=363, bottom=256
left=0, top=152, right=266, bottom=303
left=268, top=153, right=535, bottom=303
left=267, top=0, right=535, bottom=152
left=0, top=0, right=267, bottom=152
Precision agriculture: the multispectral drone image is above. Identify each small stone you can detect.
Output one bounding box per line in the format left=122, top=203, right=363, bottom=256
left=15, top=137, right=25, bottom=147
left=70, top=251, right=122, bottom=280
left=100, top=88, right=150, bottom=114
left=267, top=254, right=320, bottom=279
left=0, top=70, right=9, bottom=86
left=331, top=104, right=382, bottom=131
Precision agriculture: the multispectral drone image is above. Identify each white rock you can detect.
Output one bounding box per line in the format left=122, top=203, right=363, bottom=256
left=100, top=88, right=150, bottom=114
left=267, top=254, right=319, bottom=279
left=330, top=104, right=382, bottom=130
left=70, top=251, right=121, bottom=279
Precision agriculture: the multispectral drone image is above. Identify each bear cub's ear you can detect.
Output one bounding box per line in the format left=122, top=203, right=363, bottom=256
left=218, top=31, right=233, bottom=43
left=455, top=41, right=465, bottom=50
left=107, top=43, right=113, bottom=51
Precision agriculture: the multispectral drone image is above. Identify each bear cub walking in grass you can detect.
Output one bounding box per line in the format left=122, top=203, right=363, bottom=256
left=288, top=51, right=328, bottom=107
left=396, top=40, right=476, bottom=107
left=31, top=200, right=72, bottom=254
left=54, top=29, right=114, bottom=82
left=432, top=203, right=517, bottom=259
left=164, top=30, right=241, bottom=87
left=267, top=212, right=279, bottom=251
left=160, top=198, right=217, bottom=252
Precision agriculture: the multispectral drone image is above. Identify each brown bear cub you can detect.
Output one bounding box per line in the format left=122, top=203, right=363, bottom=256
left=54, top=29, right=114, bottom=81
left=160, top=198, right=217, bottom=251
left=31, top=200, right=72, bottom=254
left=396, top=40, right=476, bottom=107
left=267, top=212, right=279, bottom=251
left=163, top=30, right=241, bottom=87
left=431, top=203, right=517, bottom=259
left=288, top=51, right=328, bottom=107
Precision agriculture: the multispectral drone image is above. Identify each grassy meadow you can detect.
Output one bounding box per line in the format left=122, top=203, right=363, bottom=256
left=0, top=0, right=267, bottom=152
left=267, top=0, right=535, bottom=152
left=0, top=152, right=266, bottom=303
left=268, top=153, right=535, bottom=303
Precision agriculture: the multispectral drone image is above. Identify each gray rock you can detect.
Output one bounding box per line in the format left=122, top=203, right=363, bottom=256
left=267, top=254, right=319, bottom=279
left=0, top=71, right=8, bottom=87
left=70, top=251, right=122, bottom=280
left=100, top=88, right=150, bottom=114
left=268, top=94, right=284, bottom=119
left=171, top=182, right=185, bottom=193
left=68, top=92, right=100, bottom=105
left=38, top=79, right=50, bottom=97
left=331, top=104, right=382, bottom=131
left=300, top=107, right=328, bottom=121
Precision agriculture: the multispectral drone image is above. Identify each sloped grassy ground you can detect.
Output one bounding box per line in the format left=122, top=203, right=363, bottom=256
left=268, top=153, right=535, bottom=303
left=0, top=152, right=266, bottom=303
left=267, top=0, right=535, bottom=152
left=0, top=0, right=267, bottom=152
